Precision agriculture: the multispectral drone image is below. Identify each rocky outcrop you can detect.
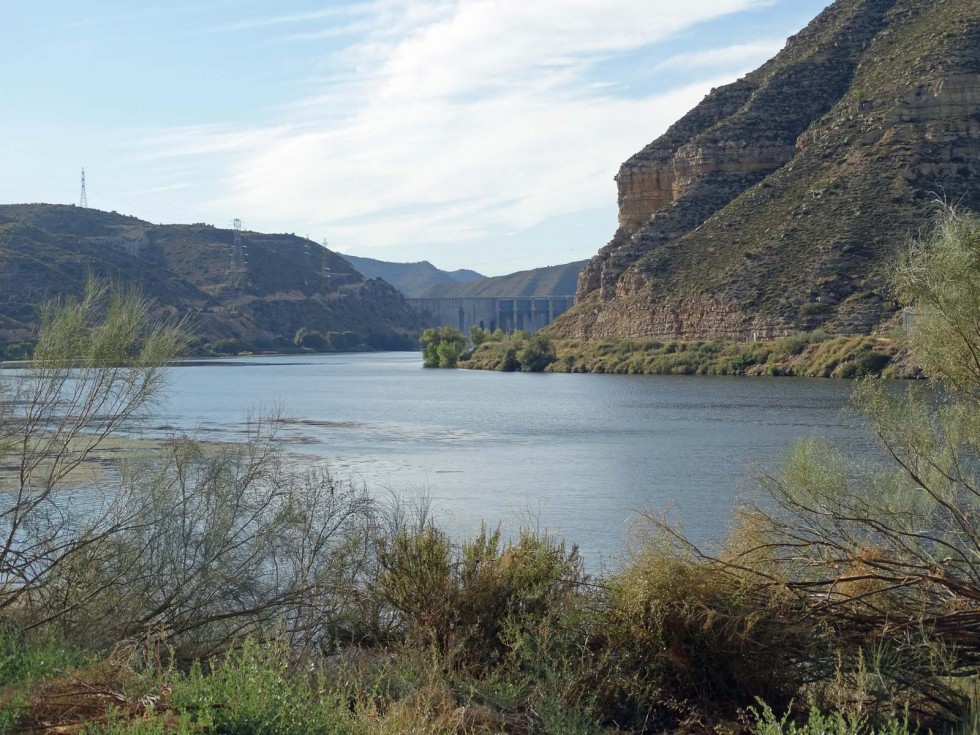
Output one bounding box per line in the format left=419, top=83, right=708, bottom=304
left=559, top=0, right=980, bottom=341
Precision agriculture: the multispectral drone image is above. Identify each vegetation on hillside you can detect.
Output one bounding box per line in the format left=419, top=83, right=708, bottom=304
left=4, top=209, right=980, bottom=734
left=420, top=260, right=586, bottom=299
left=558, top=0, right=980, bottom=341
left=340, top=253, right=485, bottom=298
left=462, top=329, right=915, bottom=378
left=0, top=204, right=420, bottom=351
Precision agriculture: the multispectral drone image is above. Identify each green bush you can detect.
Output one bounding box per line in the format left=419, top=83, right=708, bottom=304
left=0, top=628, right=87, bottom=733
left=210, top=337, right=244, bottom=355
left=170, top=639, right=351, bottom=735
left=327, top=330, right=361, bottom=352
left=518, top=334, right=556, bottom=372
left=293, top=327, right=329, bottom=352
left=421, top=327, right=466, bottom=368
left=726, top=352, right=757, bottom=375
left=750, top=702, right=912, bottom=735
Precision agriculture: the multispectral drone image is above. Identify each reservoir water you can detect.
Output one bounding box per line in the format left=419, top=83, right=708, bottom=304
left=152, top=352, right=872, bottom=569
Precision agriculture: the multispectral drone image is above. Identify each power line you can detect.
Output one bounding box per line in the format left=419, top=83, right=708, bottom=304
left=230, top=217, right=247, bottom=271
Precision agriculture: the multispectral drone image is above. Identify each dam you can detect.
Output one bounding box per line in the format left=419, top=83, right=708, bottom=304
left=406, top=296, right=576, bottom=334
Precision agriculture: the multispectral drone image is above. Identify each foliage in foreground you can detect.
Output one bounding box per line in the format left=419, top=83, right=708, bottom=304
left=8, top=208, right=980, bottom=734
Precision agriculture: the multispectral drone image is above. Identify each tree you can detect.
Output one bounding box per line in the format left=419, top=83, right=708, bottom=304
left=518, top=334, right=556, bottom=372
left=0, top=280, right=187, bottom=613
left=0, top=283, right=378, bottom=657
left=703, top=207, right=980, bottom=718
left=469, top=325, right=490, bottom=346
left=47, top=420, right=375, bottom=658
left=420, top=327, right=466, bottom=368
left=294, top=327, right=329, bottom=352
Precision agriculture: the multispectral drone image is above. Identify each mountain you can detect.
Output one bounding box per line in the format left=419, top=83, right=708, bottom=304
left=553, top=0, right=980, bottom=341
left=0, top=204, right=420, bottom=349
left=340, top=254, right=485, bottom=297
left=420, top=261, right=586, bottom=298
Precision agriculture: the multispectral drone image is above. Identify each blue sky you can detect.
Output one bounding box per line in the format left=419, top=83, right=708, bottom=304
left=1, top=0, right=832, bottom=275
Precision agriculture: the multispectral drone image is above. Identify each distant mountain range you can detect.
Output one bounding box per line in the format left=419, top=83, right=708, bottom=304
left=554, top=0, right=980, bottom=341
left=0, top=204, right=419, bottom=350
left=420, top=261, right=586, bottom=298
left=339, top=254, right=484, bottom=298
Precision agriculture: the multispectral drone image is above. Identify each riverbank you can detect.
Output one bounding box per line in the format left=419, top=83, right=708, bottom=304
left=461, top=332, right=921, bottom=378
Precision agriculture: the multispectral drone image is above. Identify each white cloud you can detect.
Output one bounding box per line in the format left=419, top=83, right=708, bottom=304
left=134, top=0, right=778, bottom=252
left=654, top=40, right=786, bottom=72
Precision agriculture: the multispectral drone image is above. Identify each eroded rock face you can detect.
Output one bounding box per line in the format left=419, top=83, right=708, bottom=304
left=561, top=0, right=980, bottom=341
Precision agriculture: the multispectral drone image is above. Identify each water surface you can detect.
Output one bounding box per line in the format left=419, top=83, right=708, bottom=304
left=153, top=352, right=871, bottom=569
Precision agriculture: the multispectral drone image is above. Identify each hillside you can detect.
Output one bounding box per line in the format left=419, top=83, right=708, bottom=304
left=0, top=204, right=420, bottom=350
left=340, top=253, right=485, bottom=297
left=420, top=260, right=585, bottom=298
left=553, top=0, right=980, bottom=340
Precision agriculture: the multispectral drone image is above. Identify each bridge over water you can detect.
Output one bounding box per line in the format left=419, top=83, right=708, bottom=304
left=406, top=296, right=576, bottom=334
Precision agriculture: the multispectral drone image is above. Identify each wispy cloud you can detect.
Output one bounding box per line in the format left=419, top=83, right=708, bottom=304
left=654, top=39, right=786, bottom=72
left=207, top=6, right=365, bottom=33
left=132, top=0, right=778, bottom=252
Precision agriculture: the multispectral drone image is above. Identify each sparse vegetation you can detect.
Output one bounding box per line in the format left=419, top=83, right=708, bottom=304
left=6, top=210, right=980, bottom=734
left=462, top=330, right=915, bottom=378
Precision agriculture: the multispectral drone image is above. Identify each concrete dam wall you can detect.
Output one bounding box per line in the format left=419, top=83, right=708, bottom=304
left=406, top=296, right=576, bottom=334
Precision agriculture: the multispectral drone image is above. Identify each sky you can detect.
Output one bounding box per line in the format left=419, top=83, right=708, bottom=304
left=1, top=0, right=832, bottom=276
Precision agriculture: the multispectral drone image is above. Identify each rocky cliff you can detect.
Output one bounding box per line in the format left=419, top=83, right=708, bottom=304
left=0, top=204, right=420, bottom=349
left=556, top=0, right=980, bottom=341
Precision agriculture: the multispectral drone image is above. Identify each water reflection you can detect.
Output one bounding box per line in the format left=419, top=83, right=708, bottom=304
left=137, top=353, right=888, bottom=570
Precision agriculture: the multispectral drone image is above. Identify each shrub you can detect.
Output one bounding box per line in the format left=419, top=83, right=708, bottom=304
left=327, top=330, right=361, bottom=352
left=726, top=352, right=757, bottom=375
left=210, top=337, right=243, bottom=354
left=293, top=327, right=329, bottom=352
left=518, top=334, right=556, bottom=372
left=170, top=639, right=351, bottom=735
left=375, top=525, right=583, bottom=670
left=722, top=207, right=980, bottom=725
left=421, top=327, right=466, bottom=368
left=750, top=702, right=913, bottom=735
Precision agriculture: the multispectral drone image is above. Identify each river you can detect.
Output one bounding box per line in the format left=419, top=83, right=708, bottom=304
left=151, top=352, right=873, bottom=570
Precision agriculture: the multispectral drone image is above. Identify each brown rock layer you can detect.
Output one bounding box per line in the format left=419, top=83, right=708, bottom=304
left=559, top=0, right=980, bottom=341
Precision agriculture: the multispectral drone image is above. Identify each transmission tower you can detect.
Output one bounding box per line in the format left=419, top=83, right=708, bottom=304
left=303, top=235, right=312, bottom=287
left=321, top=239, right=332, bottom=277
left=230, top=218, right=247, bottom=270
left=79, top=168, right=88, bottom=208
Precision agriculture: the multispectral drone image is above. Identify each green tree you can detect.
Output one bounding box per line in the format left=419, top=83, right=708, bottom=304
left=421, top=327, right=466, bottom=368
left=518, top=334, right=557, bottom=372
left=0, top=283, right=377, bottom=657
left=211, top=337, right=243, bottom=355
left=327, top=330, right=360, bottom=352
left=294, top=327, right=329, bottom=352
left=469, top=325, right=490, bottom=346
left=713, top=207, right=980, bottom=718
left=0, top=280, right=188, bottom=614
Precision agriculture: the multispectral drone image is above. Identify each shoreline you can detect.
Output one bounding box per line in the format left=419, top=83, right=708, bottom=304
left=460, top=333, right=921, bottom=379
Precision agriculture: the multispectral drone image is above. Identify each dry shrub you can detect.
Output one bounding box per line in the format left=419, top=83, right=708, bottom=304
left=374, top=525, right=583, bottom=671
left=552, top=517, right=819, bottom=733
left=15, top=651, right=171, bottom=735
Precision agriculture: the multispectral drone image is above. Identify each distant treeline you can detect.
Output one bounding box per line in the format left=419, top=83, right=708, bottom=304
left=0, top=330, right=418, bottom=362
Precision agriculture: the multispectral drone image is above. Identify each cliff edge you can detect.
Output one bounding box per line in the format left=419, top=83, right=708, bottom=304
left=554, top=0, right=980, bottom=340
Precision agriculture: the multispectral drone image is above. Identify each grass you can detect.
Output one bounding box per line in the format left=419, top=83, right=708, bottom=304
left=461, top=332, right=918, bottom=379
